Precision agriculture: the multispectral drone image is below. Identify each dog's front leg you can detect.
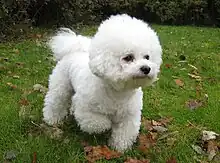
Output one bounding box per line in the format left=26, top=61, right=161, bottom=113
left=74, top=110, right=112, bottom=134
left=43, top=61, right=73, bottom=125
left=109, top=112, right=141, bottom=152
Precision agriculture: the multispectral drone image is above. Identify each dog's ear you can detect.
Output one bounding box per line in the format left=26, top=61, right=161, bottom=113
left=89, top=50, right=122, bottom=82
left=89, top=55, right=105, bottom=78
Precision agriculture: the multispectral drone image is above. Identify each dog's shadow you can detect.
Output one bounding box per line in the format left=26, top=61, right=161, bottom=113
left=61, top=115, right=111, bottom=147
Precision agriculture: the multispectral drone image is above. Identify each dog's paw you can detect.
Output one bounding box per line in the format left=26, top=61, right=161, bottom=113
left=43, top=117, right=62, bottom=126
left=108, top=137, right=133, bottom=152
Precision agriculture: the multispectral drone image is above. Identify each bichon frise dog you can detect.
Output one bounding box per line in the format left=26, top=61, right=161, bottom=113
left=43, top=14, right=162, bottom=152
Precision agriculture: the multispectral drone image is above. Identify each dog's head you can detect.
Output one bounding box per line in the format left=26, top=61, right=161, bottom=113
left=89, top=14, right=162, bottom=90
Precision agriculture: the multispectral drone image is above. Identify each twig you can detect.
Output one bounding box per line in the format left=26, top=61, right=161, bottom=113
left=31, top=121, right=41, bottom=128
left=32, top=152, right=37, bottom=163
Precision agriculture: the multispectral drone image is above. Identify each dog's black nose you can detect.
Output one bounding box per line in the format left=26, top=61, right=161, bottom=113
left=140, top=66, right=151, bottom=75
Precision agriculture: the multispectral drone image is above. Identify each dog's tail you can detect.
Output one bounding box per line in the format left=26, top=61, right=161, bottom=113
left=48, top=28, right=91, bottom=61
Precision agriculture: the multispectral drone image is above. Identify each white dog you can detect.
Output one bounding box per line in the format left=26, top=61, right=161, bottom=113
left=43, top=14, right=162, bottom=152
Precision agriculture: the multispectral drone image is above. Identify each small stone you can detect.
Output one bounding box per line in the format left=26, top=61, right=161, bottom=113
left=4, top=150, right=18, bottom=161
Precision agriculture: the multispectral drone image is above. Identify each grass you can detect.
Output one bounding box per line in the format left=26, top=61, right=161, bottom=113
left=0, top=25, right=220, bottom=163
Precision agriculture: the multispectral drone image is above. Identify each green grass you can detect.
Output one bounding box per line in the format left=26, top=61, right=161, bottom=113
left=0, top=25, right=220, bottom=163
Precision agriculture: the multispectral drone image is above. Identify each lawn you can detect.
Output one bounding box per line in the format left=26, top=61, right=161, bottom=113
left=0, top=25, right=219, bottom=163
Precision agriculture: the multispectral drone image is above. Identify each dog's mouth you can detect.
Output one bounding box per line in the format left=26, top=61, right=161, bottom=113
left=132, top=75, right=152, bottom=80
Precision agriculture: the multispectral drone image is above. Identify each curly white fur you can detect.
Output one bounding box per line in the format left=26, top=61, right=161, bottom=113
left=43, top=14, right=162, bottom=152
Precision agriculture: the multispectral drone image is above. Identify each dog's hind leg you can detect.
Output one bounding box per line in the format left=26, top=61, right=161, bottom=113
left=43, top=60, right=73, bottom=125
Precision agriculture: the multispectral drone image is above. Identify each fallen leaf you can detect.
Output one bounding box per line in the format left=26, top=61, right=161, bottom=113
left=138, top=133, right=156, bottom=154
left=191, top=145, right=205, bottom=155
left=151, top=120, right=162, bottom=126
left=152, top=126, right=168, bottom=133
left=142, top=119, right=153, bottom=131
left=174, top=79, right=184, bottom=87
left=124, top=158, right=150, bottom=163
left=19, top=98, right=29, bottom=106
left=6, top=82, right=17, bottom=89
left=84, top=145, right=121, bottom=162
left=185, top=99, right=203, bottom=110
left=149, top=132, right=158, bottom=140
left=166, top=157, right=177, bottom=163
left=158, top=117, right=173, bottom=127
left=202, top=131, right=219, bottom=141
left=4, top=150, right=18, bottom=161
left=165, top=64, right=172, bottom=68
left=207, top=140, right=218, bottom=161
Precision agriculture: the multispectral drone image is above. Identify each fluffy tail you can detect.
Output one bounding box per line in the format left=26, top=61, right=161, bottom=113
left=48, top=28, right=91, bottom=61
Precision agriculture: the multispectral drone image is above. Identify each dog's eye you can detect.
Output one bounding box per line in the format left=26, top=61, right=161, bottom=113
left=144, top=55, right=150, bottom=60
left=123, top=54, right=134, bottom=62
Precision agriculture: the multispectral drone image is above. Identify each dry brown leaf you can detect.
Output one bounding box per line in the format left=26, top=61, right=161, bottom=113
left=84, top=145, right=121, bottom=162
left=149, top=132, right=158, bottom=140
left=165, top=64, right=172, bottom=68
left=207, top=140, right=218, bottom=161
left=138, top=133, right=157, bottom=154
left=151, top=120, right=162, bottom=126
left=158, top=117, right=173, bottom=127
left=124, top=158, right=150, bottom=163
left=142, top=117, right=173, bottom=133
left=142, top=118, right=153, bottom=131
left=19, top=98, right=29, bottom=106
left=185, top=99, right=203, bottom=110
left=6, top=82, right=17, bottom=89
left=166, top=157, right=177, bottom=163
left=174, top=79, right=184, bottom=87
